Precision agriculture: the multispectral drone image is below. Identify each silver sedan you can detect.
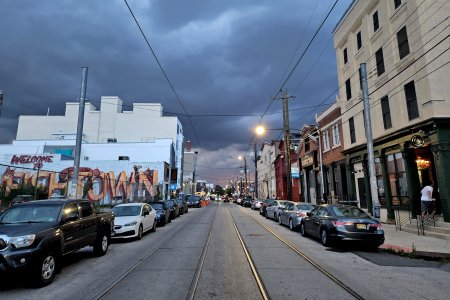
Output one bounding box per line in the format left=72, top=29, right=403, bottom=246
left=278, top=202, right=316, bottom=231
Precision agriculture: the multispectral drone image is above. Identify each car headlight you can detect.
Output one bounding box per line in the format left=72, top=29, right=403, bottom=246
left=10, top=234, right=36, bottom=248
left=124, top=221, right=138, bottom=226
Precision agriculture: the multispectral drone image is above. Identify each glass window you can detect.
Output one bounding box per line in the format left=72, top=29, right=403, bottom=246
left=323, top=130, right=330, bottom=151
left=405, top=81, right=419, bottom=120
left=345, top=78, right=352, bottom=100
left=332, top=124, right=341, bottom=146
left=356, top=31, right=362, bottom=50
left=64, top=203, right=79, bottom=219
left=373, top=11, right=379, bottom=32
left=1, top=204, right=62, bottom=223
left=343, top=48, right=348, bottom=64
left=331, top=206, right=369, bottom=218
left=79, top=202, right=93, bottom=218
left=349, top=117, right=356, bottom=144
left=381, top=95, right=392, bottom=129
left=112, top=205, right=141, bottom=217
left=397, top=26, right=410, bottom=60
left=318, top=207, right=328, bottom=217
left=375, top=47, right=385, bottom=76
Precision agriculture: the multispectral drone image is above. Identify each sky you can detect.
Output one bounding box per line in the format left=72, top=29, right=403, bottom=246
left=0, top=0, right=353, bottom=186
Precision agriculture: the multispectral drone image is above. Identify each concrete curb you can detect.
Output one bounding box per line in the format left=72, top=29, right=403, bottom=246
left=380, top=244, right=450, bottom=259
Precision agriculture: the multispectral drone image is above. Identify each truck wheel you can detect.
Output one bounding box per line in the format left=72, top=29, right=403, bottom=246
left=93, top=232, right=109, bottom=256
left=34, top=252, right=57, bottom=287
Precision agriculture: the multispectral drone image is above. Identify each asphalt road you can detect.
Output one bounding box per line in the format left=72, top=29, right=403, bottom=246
left=1, top=202, right=449, bottom=300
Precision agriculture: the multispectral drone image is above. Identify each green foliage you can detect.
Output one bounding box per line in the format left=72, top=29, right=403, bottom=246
left=214, top=185, right=225, bottom=196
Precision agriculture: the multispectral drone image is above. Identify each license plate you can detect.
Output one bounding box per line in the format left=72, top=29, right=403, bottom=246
left=356, top=224, right=367, bottom=230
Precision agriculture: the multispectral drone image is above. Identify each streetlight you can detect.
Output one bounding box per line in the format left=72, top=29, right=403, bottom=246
left=307, top=132, right=325, bottom=203
left=238, top=156, right=248, bottom=196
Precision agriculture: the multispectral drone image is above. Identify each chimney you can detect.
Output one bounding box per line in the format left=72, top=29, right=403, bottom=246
left=185, top=140, right=192, bottom=152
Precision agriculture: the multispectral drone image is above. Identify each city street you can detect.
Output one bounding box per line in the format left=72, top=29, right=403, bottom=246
left=1, top=202, right=449, bottom=300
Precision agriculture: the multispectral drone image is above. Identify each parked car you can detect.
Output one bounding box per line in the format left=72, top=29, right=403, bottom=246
left=8, top=194, right=33, bottom=207
left=260, top=199, right=274, bottom=217
left=266, top=200, right=292, bottom=222
left=176, top=198, right=189, bottom=215
left=243, top=196, right=253, bottom=207
left=236, top=197, right=243, bottom=205
left=251, top=199, right=263, bottom=210
left=278, top=202, right=316, bottom=231
left=148, top=201, right=170, bottom=226
left=164, top=199, right=180, bottom=219
left=187, top=195, right=201, bottom=208
left=300, top=204, right=385, bottom=248
left=0, top=199, right=114, bottom=286
left=111, top=203, right=156, bottom=240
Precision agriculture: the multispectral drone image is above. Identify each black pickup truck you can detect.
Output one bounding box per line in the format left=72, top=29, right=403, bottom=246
left=0, top=199, right=114, bottom=286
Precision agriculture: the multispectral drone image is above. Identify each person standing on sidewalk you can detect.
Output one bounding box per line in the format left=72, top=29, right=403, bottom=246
left=420, top=182, right=434, bottom=218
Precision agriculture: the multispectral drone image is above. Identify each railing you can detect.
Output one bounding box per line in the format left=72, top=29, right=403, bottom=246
left=418, top=213, right=441, bottom=236
left=394, top=203, right=413, bottom=232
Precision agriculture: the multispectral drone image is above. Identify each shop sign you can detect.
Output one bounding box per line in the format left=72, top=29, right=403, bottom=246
left=10, top=154, right=54, bottom=169
left=301, top=154, right=314, bottom=167
left=291, top=164, right=300, bottom=178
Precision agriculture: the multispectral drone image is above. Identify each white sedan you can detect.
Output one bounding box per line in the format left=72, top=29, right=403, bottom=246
left=111, top=203, right=157, bottom=240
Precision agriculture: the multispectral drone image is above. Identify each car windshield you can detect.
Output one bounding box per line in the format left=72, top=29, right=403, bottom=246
left=0, top=204, right=62, bottom=223
left=297, top=204, right=315, bottom=211
left=165, top=201, right=174, bottom=208
left=149, top=203, right=164, bottom=210
left=176, top=199, right=183, bottom=204
left=332, top=206, right=369, bottom=218
left=112, top=205, right=141, bottom=217
left=188, top=196, right=200, bottom=202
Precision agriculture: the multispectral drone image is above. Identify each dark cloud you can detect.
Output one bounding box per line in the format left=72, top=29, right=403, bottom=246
left=0, top=0, right=353, bottom=185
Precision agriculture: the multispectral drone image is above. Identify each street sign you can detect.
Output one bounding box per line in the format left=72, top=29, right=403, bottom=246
left=170, top=184, right=177, bottom=190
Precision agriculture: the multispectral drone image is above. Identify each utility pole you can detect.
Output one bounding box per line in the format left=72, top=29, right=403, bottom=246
left=71, top=67, right=88, bottom=199
left=360, top=63, right=380, bottom=219
left=254, top=143, right=258, bottom=198
left=281, top=90, right=294, bottom=201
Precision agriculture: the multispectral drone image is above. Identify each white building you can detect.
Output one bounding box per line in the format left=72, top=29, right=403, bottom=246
left=256, top=142, right=278, bottom=199
left=15, top=96, right=184, bottom=189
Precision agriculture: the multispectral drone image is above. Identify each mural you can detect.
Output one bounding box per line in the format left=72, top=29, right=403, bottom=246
left=1, top=164, right=159, bottom=204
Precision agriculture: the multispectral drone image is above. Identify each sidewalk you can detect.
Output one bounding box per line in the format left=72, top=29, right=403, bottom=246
left=380, top=223, right=450, bottom=258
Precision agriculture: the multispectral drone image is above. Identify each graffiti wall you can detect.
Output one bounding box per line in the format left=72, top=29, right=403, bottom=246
left=0, top=154, right=163, bottom=204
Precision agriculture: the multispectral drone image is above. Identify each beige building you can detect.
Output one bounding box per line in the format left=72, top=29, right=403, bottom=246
left=257, top=142, right=279, bottom=199
left=333, top=0, right=450, bottom=222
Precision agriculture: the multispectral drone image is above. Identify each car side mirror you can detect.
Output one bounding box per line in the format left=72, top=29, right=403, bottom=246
left=143, top=211, right=149, bottom=216
left=65, top=213, right=79, bottom=222
left=306, top=212, right=312, bottom=217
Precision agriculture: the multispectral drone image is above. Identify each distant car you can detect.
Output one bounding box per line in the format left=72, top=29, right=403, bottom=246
left=176, top=198, right=189, bottom=215
left=300, top=204, right=385, bottom=248
left=112, top=203, right=156, bottom=240
left=223, top=196, right=230, bottom=203
left=243, top=196, right=253, bottom=207
left=8, top=194, right=33, bottom=207
left=148, top=201, right=170, bottom=226
left=278, top=202, right=316, bottom=231
left=251, top=199, right=263, bottom=210
left=163, top=199, right=180, bottom=219
left=187, top=195, right=201, bottom=208
left=266, top=200, right=292, bottom=222
left=236, top=197, right=243, bottom=205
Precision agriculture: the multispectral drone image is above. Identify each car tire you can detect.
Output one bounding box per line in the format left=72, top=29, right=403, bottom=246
left=160, top=218, right=166, bottom=227
left=33, top=252, right=57, bottom=287
left=300, top=223, right=307, bottom=237
left=137, top=225, right=143, bottom=240
left=93, top=232, right=109, bottom=256
left=321, top=229, right=330, bottom=247
left=274, top=213, right=278, bottom=222
left=278, top=216, right=282, bottom=225
left=289, top=219, right=294, bottom=231
left=150, top=219, right=157, bottom=232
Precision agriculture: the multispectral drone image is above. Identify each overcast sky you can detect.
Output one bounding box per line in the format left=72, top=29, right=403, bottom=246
left=0, top=0, right=353, bottom=185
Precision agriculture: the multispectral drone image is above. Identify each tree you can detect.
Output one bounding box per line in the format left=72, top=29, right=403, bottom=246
left=214, top=185, right=225, bottom=196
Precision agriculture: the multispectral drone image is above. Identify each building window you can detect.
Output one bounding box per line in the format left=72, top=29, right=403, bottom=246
left=305, top=137, right=310, bottom=152
left=345, top=78, right=352, bottom=100
left=394, top=0, right=402, bottom=9
left=323, top=130, right=330, bottom=151
left=332, top=124, right=341, bottom=146
left=387, top=153, right=408, bottom=206
left=373, top=11, right=379, bottom=32
left=356, top=31, right=362, bottom=50
left=381, top=95, right=392, bottom=129
left=349, top=117, right=356, bottom=144
left=343, top=48, right=348, bottom=64
left=397, top=26, right=410, bottom=60
left=375, top=47, right=385, bottom=76
left=405, top=81, right=419, bottom=120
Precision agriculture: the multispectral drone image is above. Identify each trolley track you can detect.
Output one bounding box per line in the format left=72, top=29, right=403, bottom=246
left=227, top=205, right=366, bottom=300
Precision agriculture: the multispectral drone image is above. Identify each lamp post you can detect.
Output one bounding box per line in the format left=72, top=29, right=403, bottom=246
left=307, top=132, right=325, bottom=203
left=239, top=156, right=248, bottom=195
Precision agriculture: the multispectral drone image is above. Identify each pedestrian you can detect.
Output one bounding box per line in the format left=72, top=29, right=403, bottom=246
left=420, top=182, right=434, bottom=218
